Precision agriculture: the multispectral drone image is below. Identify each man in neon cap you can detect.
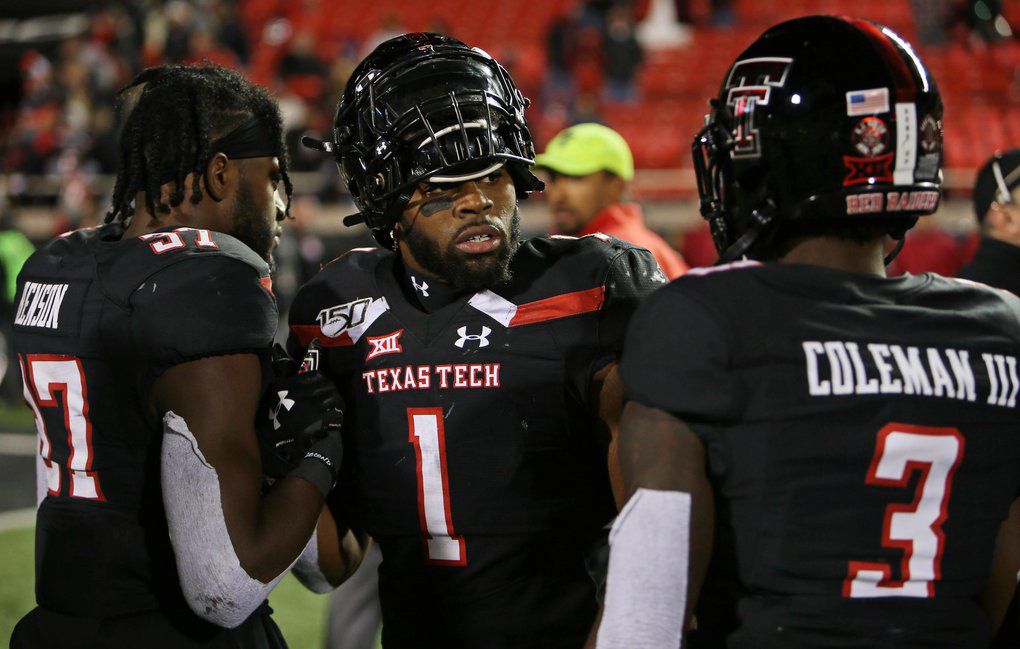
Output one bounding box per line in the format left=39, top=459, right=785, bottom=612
left=535, top=123, right=688, bottom=278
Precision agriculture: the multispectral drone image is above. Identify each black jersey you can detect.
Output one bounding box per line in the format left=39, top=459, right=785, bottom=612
left=12, top=223, right=276, bottom=626
left=621, top=261, right=1020, bottom=649
left=287, top=234, right=665, bottom=649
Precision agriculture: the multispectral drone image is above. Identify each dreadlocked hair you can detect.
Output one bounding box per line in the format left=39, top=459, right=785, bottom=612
left=106, top=64, right=293, bottom=223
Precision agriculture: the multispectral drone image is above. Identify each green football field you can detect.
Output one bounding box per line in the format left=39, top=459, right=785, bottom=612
left=0, top=525, right=333, bottom=648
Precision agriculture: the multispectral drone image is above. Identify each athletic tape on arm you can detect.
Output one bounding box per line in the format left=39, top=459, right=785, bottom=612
left=161, top=412, right=297, bottom=627
left=596, top=488, right=691, bottom=649
left=291, top=531, right=336, bottom=593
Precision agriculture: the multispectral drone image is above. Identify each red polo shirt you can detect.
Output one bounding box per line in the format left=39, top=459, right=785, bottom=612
left=576, top=203, right=688, bottom=279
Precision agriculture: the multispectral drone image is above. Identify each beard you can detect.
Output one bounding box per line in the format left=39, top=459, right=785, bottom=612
left=231, top=182, right=276, bottom=271
left=403, top=208, right=521, bottom=291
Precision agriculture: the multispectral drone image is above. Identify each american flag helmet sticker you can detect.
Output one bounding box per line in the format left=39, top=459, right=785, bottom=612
left=846, top=88, right=890, bottom=116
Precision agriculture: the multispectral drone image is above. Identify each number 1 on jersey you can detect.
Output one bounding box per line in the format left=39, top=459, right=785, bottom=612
left=408, top=407, right=466, bottom=566
left=845, top=423, right=964, bottom=598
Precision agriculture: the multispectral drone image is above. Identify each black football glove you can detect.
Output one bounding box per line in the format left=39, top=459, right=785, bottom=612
left=257, top=340, right=345, bottom=490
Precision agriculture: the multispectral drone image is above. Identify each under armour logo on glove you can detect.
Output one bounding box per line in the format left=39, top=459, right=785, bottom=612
left=455, top=325, right=491, bottom=348
left=269, top=390, right=296, bottom=430
left=256, top=340, right=345, bottom=479
left=411, top=275, right=430, bottom=297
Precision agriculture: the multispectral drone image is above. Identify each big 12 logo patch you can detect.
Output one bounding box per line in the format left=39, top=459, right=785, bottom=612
left=724, top=57, right=793, bottom=158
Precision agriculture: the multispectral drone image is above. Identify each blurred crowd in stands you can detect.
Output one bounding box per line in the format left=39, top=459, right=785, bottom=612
left=0, top=0, right=1017, bottom=271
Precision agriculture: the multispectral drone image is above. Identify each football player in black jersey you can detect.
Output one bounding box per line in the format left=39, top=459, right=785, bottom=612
left=290, top=34, right=666, bottom=649
left=11, top=65, right=349, bottom=648
left=596, top=16, right=1020, bottom=649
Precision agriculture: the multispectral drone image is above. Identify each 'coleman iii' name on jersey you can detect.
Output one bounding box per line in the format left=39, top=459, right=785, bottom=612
left=802, top=341, right=1019, bottom=407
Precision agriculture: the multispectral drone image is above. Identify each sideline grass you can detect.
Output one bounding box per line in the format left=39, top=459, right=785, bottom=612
left=0, top=527, right=34, bottom=641
left=0, top=525, right=330, bottom=647
left=0, top=402, right=36, bottom=434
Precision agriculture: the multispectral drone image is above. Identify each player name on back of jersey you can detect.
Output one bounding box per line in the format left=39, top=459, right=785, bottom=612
left=14, top=281, right=70, bottom=330
left=803, top=340, right=1020, bottom=408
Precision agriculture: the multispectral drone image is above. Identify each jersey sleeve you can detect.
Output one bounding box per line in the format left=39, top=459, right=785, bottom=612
left=593, top=246, right=669, bottom=371
left=620, top=285, right=743, bottom=422
left=131, top=255, right=277, bottom=378
left=285, top=276, right=328, bottom=360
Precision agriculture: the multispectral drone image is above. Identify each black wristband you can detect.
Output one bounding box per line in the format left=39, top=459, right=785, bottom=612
left=287, top=433, right=343, bottom=497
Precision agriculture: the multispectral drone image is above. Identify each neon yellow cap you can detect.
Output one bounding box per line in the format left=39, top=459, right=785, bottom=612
left=533, top=123, right=635, bottom=181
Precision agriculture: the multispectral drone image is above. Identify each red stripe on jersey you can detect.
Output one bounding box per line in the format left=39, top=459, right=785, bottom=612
left=289, top=324, right=354, bottom=347
left=509, top=286, right=606, bottom=327
left=259, top=276, right=274, bottom=297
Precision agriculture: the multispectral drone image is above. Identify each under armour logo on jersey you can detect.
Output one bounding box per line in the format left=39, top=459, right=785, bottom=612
left=455, top=325, right=491, bottom=348
left=411, top=275, right=430, bottom=297
left=270, top=390, right=296, bottom=430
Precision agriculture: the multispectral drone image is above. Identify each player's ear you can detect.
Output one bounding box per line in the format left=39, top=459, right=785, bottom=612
left=204, top=152, right=231, bottom=202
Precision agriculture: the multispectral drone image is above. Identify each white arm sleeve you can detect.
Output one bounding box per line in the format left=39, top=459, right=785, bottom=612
left=291, top=530, right=337, bottom=593
left=161, top=411, right=299, bottom=628
left=596, top=488, right=691, bottom=649
left=36, top=448, right=47, bottom=508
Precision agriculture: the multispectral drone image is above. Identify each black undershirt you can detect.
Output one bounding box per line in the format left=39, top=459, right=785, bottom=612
left=396, top=258, right=469, bottom=313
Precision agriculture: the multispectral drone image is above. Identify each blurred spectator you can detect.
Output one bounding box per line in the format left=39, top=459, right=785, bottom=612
left=535, top=123, right=687, bottom=278
left=602, top=4, right=644, bottom=102
left=363, top=13, right=406, bottom=55
left=912, top=0, right=952, bottom=46
left=162, top=0, right=196, bottom=63
left=635, top=0, right=692, bottom=49
left=958, top=149, right=1020, bottom=294
left=183, top=25, right=241, bottom=68
left=4, top=52, right=61, bottom=175
left=545, top=5, right=583, bottom=106
left=279, top=31, right=327, bottom=101
left=958, top=150, right=1020, bottom=649
left=0, top=183, right=35, bottom=401
left=213, top=0, right=250, bottom=65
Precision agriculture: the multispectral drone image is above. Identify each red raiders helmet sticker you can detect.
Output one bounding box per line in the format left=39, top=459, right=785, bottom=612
left=724, top=57, right=793, bottom=158
left=852, top=117, right=889, bottom=157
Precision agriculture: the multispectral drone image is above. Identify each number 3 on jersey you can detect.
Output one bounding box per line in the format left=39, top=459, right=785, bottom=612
left=408, top=408, right=466, bottom=566
left=845, top=423, right=964, bottom=598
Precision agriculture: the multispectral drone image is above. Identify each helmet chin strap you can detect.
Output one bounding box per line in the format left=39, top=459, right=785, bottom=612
left=716, top=202, right=776, bottom=265
left=882, top=217, right=915, bottom=266
left=883, top=233, right=907, bottom=266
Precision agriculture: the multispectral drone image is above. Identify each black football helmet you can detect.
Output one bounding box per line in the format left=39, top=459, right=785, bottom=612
left=692, top=16, right=944, bottom=262
left=304, top=33, right=542, bottom=247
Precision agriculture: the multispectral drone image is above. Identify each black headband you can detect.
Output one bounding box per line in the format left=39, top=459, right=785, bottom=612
left=210, top=116, right=280, bottom=159
left=156, top=116, right=280, bottom=184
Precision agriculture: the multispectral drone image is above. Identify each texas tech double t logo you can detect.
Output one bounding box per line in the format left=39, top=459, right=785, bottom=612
left=724, top=57, right=793, bottom=158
